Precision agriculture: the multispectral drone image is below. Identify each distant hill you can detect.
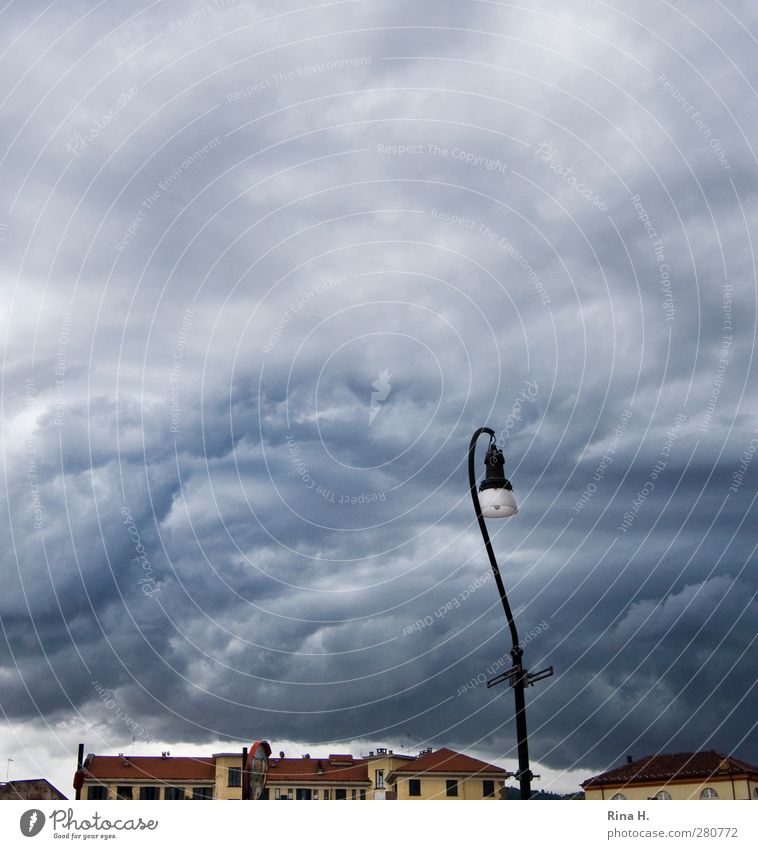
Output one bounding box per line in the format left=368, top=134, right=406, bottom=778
left=502, top=787, right=585, bottom=800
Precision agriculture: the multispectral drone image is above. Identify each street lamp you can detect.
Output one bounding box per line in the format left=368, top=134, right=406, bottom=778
left=468, top=427, right=553, bottom=800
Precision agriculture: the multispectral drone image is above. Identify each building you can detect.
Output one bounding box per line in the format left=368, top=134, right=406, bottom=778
left=386, top=747, right=509, bottom=800
left=77, top=753, right=216, bottom=800
left=76, top=744, right=508, bottom=800
left=582, top=751, right=758, bottom=800
left=265, top=753, right=372, bottom=800
left=362, top=747, right=416, bottom=800
left=0, top=779, right=67, bottom=801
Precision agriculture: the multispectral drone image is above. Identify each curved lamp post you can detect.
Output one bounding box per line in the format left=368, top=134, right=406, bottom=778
left=468, top=427, right=552, bottom=800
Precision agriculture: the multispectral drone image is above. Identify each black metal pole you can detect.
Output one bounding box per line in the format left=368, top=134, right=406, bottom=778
left=76, top=743, right=84, bottom=801
left=510, top=647, right=532, bottom=800
left=468, top=427, right=532, bottom=800
left=241, top=747, right=248, bottom=800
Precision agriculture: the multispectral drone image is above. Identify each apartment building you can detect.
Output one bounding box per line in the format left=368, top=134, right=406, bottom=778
left=75, top=744, right=508, bottom=800
left=386, top=747, right=509, bottom=800
left=582, top=751, right=758, bottom=800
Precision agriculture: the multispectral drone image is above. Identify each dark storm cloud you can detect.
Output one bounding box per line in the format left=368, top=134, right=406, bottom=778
left=2, top=0, right=758, bottom=795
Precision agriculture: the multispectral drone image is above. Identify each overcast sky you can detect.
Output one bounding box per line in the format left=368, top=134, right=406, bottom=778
left=2, top=0, right=758, bottom=797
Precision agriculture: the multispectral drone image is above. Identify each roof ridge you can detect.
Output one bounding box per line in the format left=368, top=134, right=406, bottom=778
left=582, top=750, right=758, bottom=788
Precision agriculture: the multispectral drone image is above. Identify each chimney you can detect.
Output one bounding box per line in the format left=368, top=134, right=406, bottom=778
left=279, top=751, right=285, bottom=759
left=627, top=755, right=633, bottom=764
left=161, top=751, right=170, bottom=759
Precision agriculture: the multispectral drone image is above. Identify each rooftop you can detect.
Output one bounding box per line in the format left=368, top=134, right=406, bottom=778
left=0, top=778, right=67, bottom=799
left=83, top=755, right=215, bottom=782
left=582, top=751, right=758, bottom=788
left=268, top=756, right=370, bottom=784
left=79, top=745, right=512, bottom=786
left=389, top=747, right=509, bottom=777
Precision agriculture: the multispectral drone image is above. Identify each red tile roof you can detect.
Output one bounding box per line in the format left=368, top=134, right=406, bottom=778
left=582, top=751, right=758, bottom=788
left=84, top=755, right=215, bottom=782
left=267, top=757, right=370, bottom=784
left=390, top=747, right=508, bottom=776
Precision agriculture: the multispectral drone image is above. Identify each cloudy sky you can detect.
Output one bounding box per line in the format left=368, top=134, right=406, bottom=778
left=1, top=0, right=757, bottom=796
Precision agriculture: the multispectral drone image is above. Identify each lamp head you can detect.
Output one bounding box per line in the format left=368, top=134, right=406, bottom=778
left=478, top=441, right=518, bottom=518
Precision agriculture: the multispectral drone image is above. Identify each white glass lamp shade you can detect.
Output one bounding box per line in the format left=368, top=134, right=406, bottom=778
left=478, top=486, right=518, bottom=518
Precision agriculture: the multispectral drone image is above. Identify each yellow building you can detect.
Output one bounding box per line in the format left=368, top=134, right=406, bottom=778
left=263, top=753, right=371, bottom=800
left=77, top=752, right=216, bottom=800
left=76, top=744, right=509, bottom=800
left=213, top=752, right=248, bottom=800
left=362, top=747, right=416, bottom=800
left=386, top=747, right=508, bottom=800
left=582, top=751, right=758, bottom=800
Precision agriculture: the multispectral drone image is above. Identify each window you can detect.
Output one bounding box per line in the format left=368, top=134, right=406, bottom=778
left=408, top=779, right=421, bottom=797
left=139, top=787, right=160, bottom=800
left=610, top=793, right=627, bottom=800
left=483, top=780, right=495, bottom=798
left=375, top=768, right=385, bottom=789
left=360, top=789, right=366, bottom=800
left=87, top=785, right=107, bottom=800
left=446, top=779, right=459, bottom=798
left=313, top=790, right=318, bottom=800
left=335, top=788, right=347, bottom=800
left=323, top=789, right=330, bottom=800
left=296, top=789, right=312, bottom=800
left=753, top=787, right=758, bottom=800
left=351, top=789, right=356, bottom=800
left=115, top=786, right=133, bottom=800
left=700, top=787, right=719, bottom=799
left=227, top=767, right=241, bottom=787
left=653, top=790, right=672, bottom=800
left=192, top=787, right=213, bottom=799
left=164, top=786, right=185, bottom=800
